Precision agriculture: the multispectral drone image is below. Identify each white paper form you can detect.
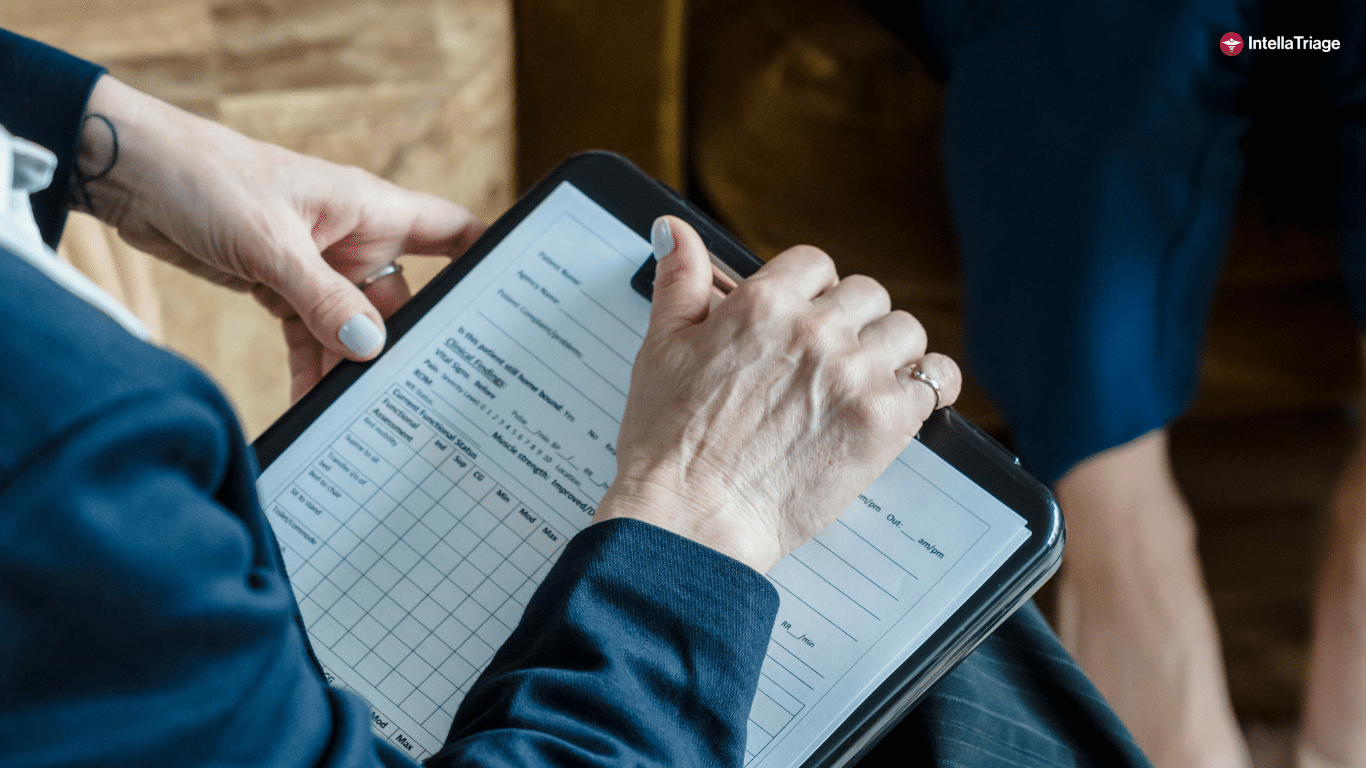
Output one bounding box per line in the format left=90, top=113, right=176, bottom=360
left=744, top=439, right=1029, bottom=766
left=256, top=182, right=1029, bottom=764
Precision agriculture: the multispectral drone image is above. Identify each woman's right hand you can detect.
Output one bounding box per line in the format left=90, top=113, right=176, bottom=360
left=594, top=217, right=962, bottom=572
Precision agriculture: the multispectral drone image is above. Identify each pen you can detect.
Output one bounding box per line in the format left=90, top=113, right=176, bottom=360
left=709, top=251, right=742, bottom=298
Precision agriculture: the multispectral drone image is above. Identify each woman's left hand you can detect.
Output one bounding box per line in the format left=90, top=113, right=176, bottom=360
left=77, top=75, right=485, bottom=400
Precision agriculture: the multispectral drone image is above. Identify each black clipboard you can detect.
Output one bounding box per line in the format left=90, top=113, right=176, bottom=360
left=254, top=151, right=1063, bottom=767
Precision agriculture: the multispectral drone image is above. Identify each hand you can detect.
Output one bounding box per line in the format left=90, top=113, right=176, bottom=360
left=74, top=76, right=484, bottom=401
left=595, top=217, right=962, bottom=572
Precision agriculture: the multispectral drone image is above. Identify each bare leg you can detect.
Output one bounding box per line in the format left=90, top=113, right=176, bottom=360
left=1054, top=430, right=1251, bottom=768
left=1300, top=340, right=1366, bottom=768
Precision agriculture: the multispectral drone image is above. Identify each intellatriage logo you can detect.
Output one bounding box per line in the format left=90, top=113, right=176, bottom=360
left=1220, top=31, right=1341, bottom=55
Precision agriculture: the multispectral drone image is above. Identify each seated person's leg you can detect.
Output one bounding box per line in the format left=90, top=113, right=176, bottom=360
left=906, top=0, right=1255, bottom=765
left=1055, top=433, right=1245, bottom=768
left=1302, top=7, right=1366, bottom=759
left=1302, top=355, right=1366, bottom=766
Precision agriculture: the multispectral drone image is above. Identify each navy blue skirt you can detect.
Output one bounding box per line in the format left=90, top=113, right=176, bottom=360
left=895, top=0, right=1366, bottom=484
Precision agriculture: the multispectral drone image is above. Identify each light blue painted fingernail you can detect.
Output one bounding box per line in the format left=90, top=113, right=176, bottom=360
left=651, top=217, right=674, bottom=260
left=339, top=314, right=385, bottom=357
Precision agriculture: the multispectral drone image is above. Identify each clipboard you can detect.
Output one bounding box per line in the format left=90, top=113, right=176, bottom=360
left=253, top=151, right=1063, bottom=766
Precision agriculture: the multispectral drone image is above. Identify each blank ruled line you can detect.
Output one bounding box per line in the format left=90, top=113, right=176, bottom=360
left=579, top=290, right=644, bottom=341
left=579, top=358, right=629, bottom=399
left=560, top=211, right=638, bottom=266
left=760, top=672, right=806, bottom=704
left=757, top=689, right=796, bottom=717
left=808, top=537, right=898, bottom=600
left=787, top=554, right=881, bottom=621
left=766, top=641, right=824, bottom=681
left=762, top=656, right=816, bottom=691
left=769, top=580, right=857, bottom=642
left=835, top=520, right=917, bottom=579
left=557, top=306, right=634, bottom=366
left=890, top=452, right=994, bottom=529
left=762, top=702, right=797, bottom=724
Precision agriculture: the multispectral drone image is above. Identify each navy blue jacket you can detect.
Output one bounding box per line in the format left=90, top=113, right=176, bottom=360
left=0, top=29, right=777, bottom=767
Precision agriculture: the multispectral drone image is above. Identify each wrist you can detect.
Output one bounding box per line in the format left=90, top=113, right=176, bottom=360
left=70, top=75, right=196, bottom=227
left=595, top=479, right=782, bottom=573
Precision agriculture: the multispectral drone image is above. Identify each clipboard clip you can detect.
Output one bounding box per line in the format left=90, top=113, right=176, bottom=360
left=630, top=251, right=742, bottom=302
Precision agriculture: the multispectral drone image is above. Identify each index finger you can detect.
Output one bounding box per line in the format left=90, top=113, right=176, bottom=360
left=398, top=192, right=486, bottom=259
left=748, top=244, right=838, bottom=300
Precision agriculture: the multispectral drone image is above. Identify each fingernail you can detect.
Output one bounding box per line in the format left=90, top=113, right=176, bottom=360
left=651, top=217, right=674, bottom=260
left=339, top=314, right=385, bottom=356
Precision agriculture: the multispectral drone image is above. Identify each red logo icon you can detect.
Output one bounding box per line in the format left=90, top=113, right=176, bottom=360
left=1220, top=32, right=1243, bottom=55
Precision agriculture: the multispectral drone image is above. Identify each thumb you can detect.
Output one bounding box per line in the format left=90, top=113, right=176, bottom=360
left=646, top=216, right=712, bottom=337
left=273, top=229, right=388, bottom=361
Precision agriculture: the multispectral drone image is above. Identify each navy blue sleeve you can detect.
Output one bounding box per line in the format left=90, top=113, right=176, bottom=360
left=0, top=396, right=385, bottom=766
left=0, top=388, right=773, bottom=767
left=433, top=519, right=779, bottom=767
left=0, top=280, right=398, bottom=765
left=0, top=244, right=778, bottom=767
left=0, top=28, right=106, bottom=247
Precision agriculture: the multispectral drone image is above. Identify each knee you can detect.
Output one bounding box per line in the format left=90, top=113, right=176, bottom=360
left=1055, top=430, right=1198, bottom=548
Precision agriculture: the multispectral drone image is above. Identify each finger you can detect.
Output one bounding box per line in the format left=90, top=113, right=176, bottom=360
left=283, top=317, right=324, bottom=402
left=321, top=348, right=345, bottom=379
left=811, top=274, right=891, bottom=329
left=749, top=244, right=838, bottom=300
left=360, top=267, right=413, bottom=318
left=646, top=216, right=713, bottom=338
left=858, top=309, right=927, bottom=368
left=252, top=283, right=296, bottom=319
left=395, top=191, right=487, bottom=259
left=899, top=352, right=962, bottom=415
left=270, top=223, right=389, bottom=361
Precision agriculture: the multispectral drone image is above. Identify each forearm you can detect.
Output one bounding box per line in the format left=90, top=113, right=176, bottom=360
left=66, top=74, right=348, bottom=296
left=69, top=74, right=151, bottom=225
left=72, top=75, right=244, bottom=238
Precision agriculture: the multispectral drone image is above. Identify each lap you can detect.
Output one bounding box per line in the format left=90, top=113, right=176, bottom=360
left=866, top=603, right=1151, bottom=768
